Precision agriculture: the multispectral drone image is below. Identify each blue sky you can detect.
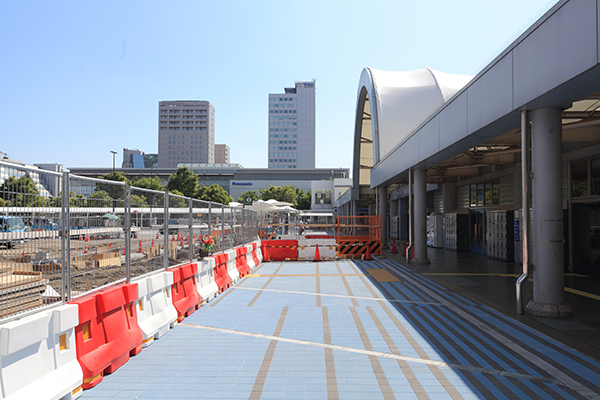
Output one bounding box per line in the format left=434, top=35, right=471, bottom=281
left=0, top=0, right=558, bottom=170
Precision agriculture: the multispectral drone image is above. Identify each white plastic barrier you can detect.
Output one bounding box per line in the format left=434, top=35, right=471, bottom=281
left=225, top=249, right=239, bottom=283
left=245, top=244, right=256, bottom=270
left=196, top=257, right=218, bottom=304
left=298, top=239, right=337, bottom=260
left=0, top=304, right=83, bottom=400
left=133, top=271, right=178, bottom=348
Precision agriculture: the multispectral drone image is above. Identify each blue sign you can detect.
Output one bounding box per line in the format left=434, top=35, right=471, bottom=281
left=303, top=82, right=314, bottom=88
left=232, top=182, right=252, bottom=186
left=333, top=208, right=338, bottom=213
left=514, top=220, right=520, bottom=242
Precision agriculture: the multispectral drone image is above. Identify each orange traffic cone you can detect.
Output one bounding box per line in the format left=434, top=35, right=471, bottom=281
left=123, top=247, right=126, bottom=255
left=391, top=238, right=398, bottom=254
left=314, top=244, right=321, bottom=262
left=109, top=243, right=112, bottom=248
left=138, top=240, right=143, bottom=253
left=156, top=232, right=159, bottom=239
left=186, top=236, right=189, bottom=245
left=365, top=243, right=372, bottom=260
left=171, top=236, right=175, bottom=242
left=151, top=239, right=154, bottom=247
left=180, top=238, right=184, bottom=247
left=84, top=246, right=88, bottom=254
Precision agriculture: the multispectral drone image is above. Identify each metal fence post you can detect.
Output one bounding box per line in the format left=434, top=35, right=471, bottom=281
left=125, top=185, right=131, bottom=283
left=241, top=208, right=245, bottom=245
left=221, top=204, right=225, bottom=253
left=61, top=172, right=71, bottom=302
left=208, top=202, right=212, bottom=238
left=189, top=197, right=193, bottom=263
left=164, top=191, right=169, bottom=270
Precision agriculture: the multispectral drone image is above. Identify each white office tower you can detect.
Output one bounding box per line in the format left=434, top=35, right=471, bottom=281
left=268, top=80, right=315, bottom=169
left=158, top=100, right=215, bottom=168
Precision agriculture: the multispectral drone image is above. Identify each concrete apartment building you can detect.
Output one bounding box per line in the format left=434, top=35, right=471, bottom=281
left=214, top=144, right=230, bottom=164
left=157, top=100, right=215, bottom=168
left=268, top=80, right=316, bottom=169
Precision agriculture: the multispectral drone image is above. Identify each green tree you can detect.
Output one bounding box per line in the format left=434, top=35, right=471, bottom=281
left=132, top=176, right=163, bottom=191
left=97, top=171, right=129, bottom=198
left=87, top=190, right=114, bottom=207
left=0, top=176, right=46, bottom=207
left=237, top=190, right=260, bottom=204
left=295, top=188, right=311, bottom=210
left=260, top=184, right=297, bottom=205
left=130, top=194, right=148, bottom=206
left=167, top=167, right=197, bottom=198
left=196, top=184, right=233, bottom=205
left=132, top=176, right=164, bottom=206
left=168, top=190, right=187, bottom=208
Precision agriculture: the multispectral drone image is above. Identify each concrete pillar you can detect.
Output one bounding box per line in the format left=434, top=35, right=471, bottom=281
left=352, top=200, right=358, bottom=216
left=526, top=108, right=571, bottom=318
left=413, top=169, right=430, bottom=264
left=378, top=186, right=388, bottom=248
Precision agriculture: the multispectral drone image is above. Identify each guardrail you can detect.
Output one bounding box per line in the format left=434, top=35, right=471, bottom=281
left=0, top=161, right=263, bottom=323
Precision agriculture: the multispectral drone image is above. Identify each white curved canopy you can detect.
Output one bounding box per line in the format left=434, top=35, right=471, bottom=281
left=365, top=67, right=473, bottom=162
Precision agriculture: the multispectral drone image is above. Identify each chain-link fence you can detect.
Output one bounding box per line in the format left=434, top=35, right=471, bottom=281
left=0, top=161, right=260, bottom=323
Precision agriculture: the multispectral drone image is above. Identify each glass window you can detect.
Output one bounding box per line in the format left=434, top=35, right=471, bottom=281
left=572, top=160, right=588, bottom=198
left=470, top=184, right=477, bottom=207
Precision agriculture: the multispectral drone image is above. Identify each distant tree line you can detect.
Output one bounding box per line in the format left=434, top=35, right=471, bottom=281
left=237, top=185, right=311, bottom=210
left=0, top=167, right=234, bottom=208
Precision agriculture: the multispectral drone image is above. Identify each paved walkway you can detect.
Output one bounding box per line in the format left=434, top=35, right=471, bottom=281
left=81, top=258, right=600, bottom=399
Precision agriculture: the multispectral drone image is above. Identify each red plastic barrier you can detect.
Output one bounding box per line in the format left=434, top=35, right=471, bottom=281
left=71, top=283, right=143, bottom=389
left=235, top=247, right=250, bottom=277
left=261, top=239, right=298, bottom=261
left=251, top=242, right=260, bottom=265
left=213, top=253, right=230, bottom=293
left=170, top=263, right=202, bottom=322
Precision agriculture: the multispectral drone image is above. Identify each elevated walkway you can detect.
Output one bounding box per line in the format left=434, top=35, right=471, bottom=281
left=80, top=257, right=600, bottom=399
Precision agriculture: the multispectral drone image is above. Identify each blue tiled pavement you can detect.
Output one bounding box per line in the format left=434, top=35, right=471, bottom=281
left=81, top=258, right=600, bottom=399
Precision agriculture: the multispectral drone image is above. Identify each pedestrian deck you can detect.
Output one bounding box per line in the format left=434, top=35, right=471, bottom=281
left=81, top=257, right=600, bottom=399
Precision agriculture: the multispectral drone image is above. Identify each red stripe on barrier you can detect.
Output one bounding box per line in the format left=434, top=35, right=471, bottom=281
left=213, top=253, right=230, bottom=293
left=251, top=242, right=260, bottom=265
left=235, top=247, right=250, bottom=277
left=170, top=263, right=202, bottom=321
left=70, top=283, right=143, bottom=389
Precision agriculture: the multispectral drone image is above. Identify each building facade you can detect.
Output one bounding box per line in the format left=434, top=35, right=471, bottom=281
left=214, top=144, right=230, bottom=164
left=268, top=80, right=315, bottom=169
left=158, top=100, right=215, bottom=168
left=122, top=148, right=145, bottom=168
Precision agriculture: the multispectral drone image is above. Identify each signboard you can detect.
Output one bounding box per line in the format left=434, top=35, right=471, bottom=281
left=244, top=197, right=253, bottom=206
left=514, top=220, right=520, bottom=242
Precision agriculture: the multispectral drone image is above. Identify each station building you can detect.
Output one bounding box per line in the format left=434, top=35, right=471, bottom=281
left=338, top=0, right=600, bottom=318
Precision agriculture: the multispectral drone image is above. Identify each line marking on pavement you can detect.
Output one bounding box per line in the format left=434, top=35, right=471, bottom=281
left=422, top=273, right=600, bottom=301
left=179, top=322, right=566, bottom=388
left=379, top=259, right=600, bottom=399
left=233, top=286, right=442, bottom=306
left=564, top=287, right=600, bottom=301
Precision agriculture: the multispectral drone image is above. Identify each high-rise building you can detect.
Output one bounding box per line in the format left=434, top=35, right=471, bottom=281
left=214, top=144, right=230, bottom=164
left=268, top=80, right=315, bottom=169
left=158, top=100, right=215, bottom=168
left=122, top=148, right=145, bottom=168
